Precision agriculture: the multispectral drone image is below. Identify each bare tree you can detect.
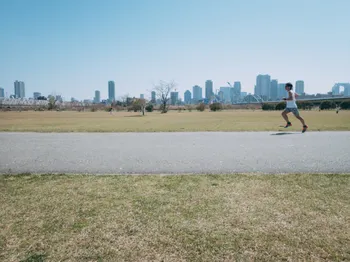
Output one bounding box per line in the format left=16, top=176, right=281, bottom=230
left=154, top=80, right=176, bottom=113
left=119, top=93, right=130, bottom=106
left=132, top=98, right=147, bottom=115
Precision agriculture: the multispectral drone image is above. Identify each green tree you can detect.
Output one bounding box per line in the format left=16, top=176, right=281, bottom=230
left=209, top=102, right=223, bottom=111
left=262, top=103, right=275, bottom=111
left=319, top=101, right=336, bottom=110
left=275, top=102, right=285, bottom=110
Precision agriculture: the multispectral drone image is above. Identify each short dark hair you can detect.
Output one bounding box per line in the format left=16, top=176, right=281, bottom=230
left=285, top=83, right=293, bottom=90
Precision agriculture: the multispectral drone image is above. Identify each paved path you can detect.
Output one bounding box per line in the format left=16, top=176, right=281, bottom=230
left=0, top=132, right=349, bottom=174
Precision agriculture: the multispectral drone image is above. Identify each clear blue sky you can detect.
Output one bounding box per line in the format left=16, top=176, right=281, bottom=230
left=1, top=0, right=349, bottom=100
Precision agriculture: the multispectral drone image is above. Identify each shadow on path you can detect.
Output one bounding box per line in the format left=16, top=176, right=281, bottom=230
left=271, top=132, right=300, bottom=136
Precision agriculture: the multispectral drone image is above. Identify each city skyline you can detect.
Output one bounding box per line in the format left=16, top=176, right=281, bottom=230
left=2, top=77, right=350, bottom=102
left=1, top=0, right=349, bottom=100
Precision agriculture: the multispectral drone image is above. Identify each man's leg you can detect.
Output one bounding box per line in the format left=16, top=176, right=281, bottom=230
left=294, top=109, right=308, bottom=132
left=282, top=110, right=292, bottom=127
left=296, top=115, right=306, bottom=126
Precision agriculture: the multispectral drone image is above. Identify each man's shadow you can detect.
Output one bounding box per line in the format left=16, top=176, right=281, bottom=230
left=270, top=132, right=300, bottom=136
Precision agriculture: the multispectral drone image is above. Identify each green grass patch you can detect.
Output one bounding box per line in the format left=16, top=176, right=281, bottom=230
left=1, top=174, right=349, bottom=261
left=0, top=110, right=349, bottom=132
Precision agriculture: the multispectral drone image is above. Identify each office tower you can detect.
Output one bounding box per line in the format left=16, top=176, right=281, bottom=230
left=108, top=81, right=115, bottom=102
left=192, top=85, right=203, bottom=102
left=14, top=80, right=25, bottom=98
left=94, top=90, right=101, bottom=103
left=151, top=91, right=156, bottom=103
left=184, top=90, right=192, bottom=104
left=295, top=80, right=304, bottom=94
left=0, top=87, right=4, bottom=98
left=233, top=81, right=241, bottom=103
left=205, top=80, right=213, bottom=100
left=219, top=87, right=231, bottom=103
left=140, top=94, right=144, bottom=99
left=241, top=92, right=247, bottom=98
left=344, top=84, right=350, bottom=96
left=270, top=79, right=278, bottom=101
left=278, top=83, right=287, bottom=99
left=332, top=84, right=340, bottom=95
left=255, top=75, right=271, bottom=100
left=170, top=91, right=179, bottom=105
left=218, top=91, right=224, bottom=101
left=33, top=92, right=41, bottom=99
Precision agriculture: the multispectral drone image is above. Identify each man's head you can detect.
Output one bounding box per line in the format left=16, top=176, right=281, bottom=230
left=285, top=83, right=293, bottom=91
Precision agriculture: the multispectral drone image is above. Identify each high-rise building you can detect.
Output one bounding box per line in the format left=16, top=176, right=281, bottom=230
left=270, top=80, right=278, bottom=101
left=278, top=83, right=287, bottom=100
left=219, top=87, right=231, bottom=103
left=14, top=81, right=25, bottom=98
left=94, top=90, right=101, bottom=103
left=332, top=84, right=340, bottom=95
left=205, top=80, right=213, bottom=100
left=296, top=80, right=304, bottom=94
left=108, top=81, right=115, bottom=102
left=218, top=91, right=224, bottom=101
left=0, top=87, right=4, bottom=98
left=33, top=92, right=41, bottom=100
left=140, top=94, right=144, bottom=99
left=192, top=85, right=202, bottom=102
left=184, top=90, right=191, bottom=104
left=345, top=84, right=350, bottom=96
left=151, top=91, right=156, bottom=103
left=232, top=81, right=241, bottom=103
left=170, top=92, right=179, bottom=105
left=255, top=75, right=271, bottom=100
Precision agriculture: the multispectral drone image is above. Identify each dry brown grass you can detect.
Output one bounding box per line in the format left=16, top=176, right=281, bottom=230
left=1, top=174, right=349, bottom=261
left=0, top=110, right=349, bottom=132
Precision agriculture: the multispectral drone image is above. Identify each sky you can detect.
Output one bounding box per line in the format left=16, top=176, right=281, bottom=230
left=1, top=0, right=349, bottom=101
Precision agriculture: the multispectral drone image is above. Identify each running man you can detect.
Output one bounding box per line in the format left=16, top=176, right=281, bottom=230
left=282, top=83, right=308, bottom=133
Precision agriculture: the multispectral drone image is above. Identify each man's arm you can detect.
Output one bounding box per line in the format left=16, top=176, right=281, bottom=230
left=283, top=91, right=294, bottom=101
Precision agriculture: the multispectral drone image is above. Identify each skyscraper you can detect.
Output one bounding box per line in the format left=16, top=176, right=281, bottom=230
left=0, top=87, right=4, bottom=98
left=255, top=75, right=271, bottom=100
left=184, top=90, right=192, bottom=104
left=296, top=80, right=304, bottom=94
left=205, top=80, right=213, bottom=100
left=140, top=94, right=144, bottom=99
left=278, top=83, right=287, bottom=100
left=219, top=87, right=231, bottom=103
left=270, top=80, right=278, bottom=101
left=192, top=85, right=202, bottom=102
left=233, top=81, right=241, bottom=103
left=218, top=91, right=224, bottom=101
left=170, top=92, right=179, bottom=105
left=14, top=81, right=25, bottom=98
left=94, top=90, right=101, bottom=103
left=33, top=92, right=41, bottom=99
left=108, top=81, right=115, bottom=102
left=151, top=91, right=156, bottom=103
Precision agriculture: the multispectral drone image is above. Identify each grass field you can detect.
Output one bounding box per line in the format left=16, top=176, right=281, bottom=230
left=0, top=110, right=349, bottom=132
left=1, top=174, right=349, bottom=261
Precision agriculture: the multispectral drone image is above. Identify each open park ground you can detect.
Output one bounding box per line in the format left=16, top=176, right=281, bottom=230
left=0, top=110, right=349, bottom=132
left=1, top=110, right=349, bottom=261
left=1, top=174, right=349, bottom=261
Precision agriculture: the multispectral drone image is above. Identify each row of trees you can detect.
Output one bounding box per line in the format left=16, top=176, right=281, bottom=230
left=262, top=100, right=350, bottom=111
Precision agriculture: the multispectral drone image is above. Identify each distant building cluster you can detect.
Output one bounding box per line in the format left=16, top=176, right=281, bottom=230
left=1, top=77, right=350, bottom=105
left=253, top=75, right=305, bottom=102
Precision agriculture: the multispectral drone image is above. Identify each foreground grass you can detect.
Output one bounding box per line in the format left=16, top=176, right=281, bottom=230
left=0, top=110, right=349, bottom=132
left=0, top=174, right=349, bottom=261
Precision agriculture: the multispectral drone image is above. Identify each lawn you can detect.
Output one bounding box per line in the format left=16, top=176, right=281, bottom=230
left=0, top=110, right=349, bottom=132
left=0, top=174, right=349, bottom=261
